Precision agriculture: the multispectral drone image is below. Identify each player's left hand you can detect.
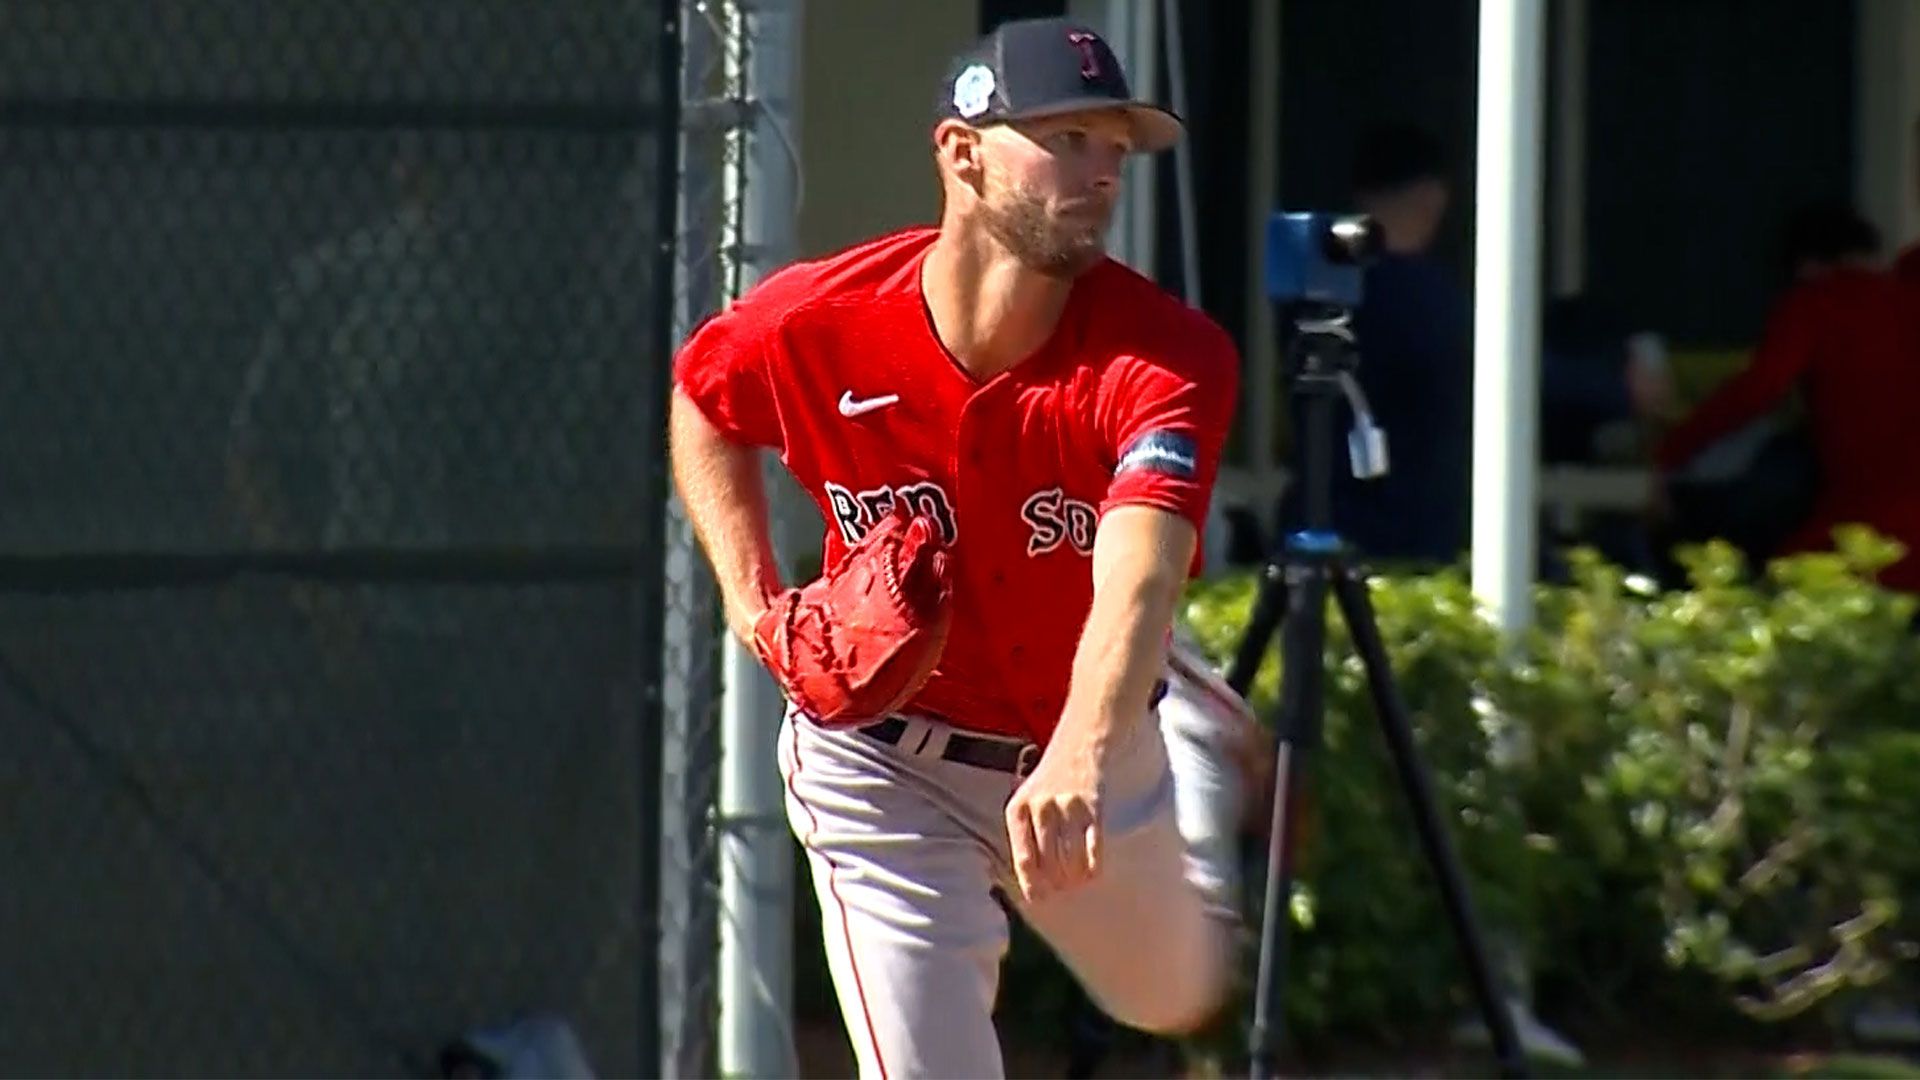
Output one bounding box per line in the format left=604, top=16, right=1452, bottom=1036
left=1004, top=729, right=1105, bottom=903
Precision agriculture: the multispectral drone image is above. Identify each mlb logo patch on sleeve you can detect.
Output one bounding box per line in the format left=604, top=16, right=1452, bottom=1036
left=1116, top=429, right=1198, bottom=479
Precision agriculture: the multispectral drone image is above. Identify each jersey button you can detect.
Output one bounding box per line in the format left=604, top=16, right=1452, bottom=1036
left=992, top=571, right=1007, bottom=585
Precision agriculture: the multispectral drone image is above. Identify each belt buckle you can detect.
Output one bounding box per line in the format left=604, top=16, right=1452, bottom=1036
left=1014, top=742, right=1041, bottom=778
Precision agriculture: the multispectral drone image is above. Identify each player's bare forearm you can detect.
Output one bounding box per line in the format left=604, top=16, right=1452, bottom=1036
left=1057, top=505, right=1196, bottom=753
left=668, top=386, right=782, bottom=647
left=1006, top=505, right=1194, bottom=900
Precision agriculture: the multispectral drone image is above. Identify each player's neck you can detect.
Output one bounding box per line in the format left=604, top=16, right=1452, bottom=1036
left=921, top=229, right=1073, bottom=381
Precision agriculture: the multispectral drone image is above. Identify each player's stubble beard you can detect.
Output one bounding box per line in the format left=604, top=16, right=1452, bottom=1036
left=978, top=164, right=1112, bottom=280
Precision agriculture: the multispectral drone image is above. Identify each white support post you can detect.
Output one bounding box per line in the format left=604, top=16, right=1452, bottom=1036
left=719, top=1, right=800, bottom=1076
left=1470, top=0, right=1546, bottom=637
left=1855, top=0, right=1920, bottom=251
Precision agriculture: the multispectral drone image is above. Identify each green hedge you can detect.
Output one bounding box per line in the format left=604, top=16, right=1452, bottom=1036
left=1165, top=526, right=1920, bottom=1056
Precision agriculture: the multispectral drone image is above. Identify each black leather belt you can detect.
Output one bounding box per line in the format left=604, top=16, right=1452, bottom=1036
left=858, top=716, right=1038, bottom=775
left=858, top=679, right=1169, bottom=776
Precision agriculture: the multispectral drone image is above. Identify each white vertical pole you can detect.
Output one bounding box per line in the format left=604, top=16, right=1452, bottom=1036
left=1549, top=0, right=1587, bottom=299
left=1471, top=0, right=1546, bottom=637
left=1855, top=0, right=1920, bottom=250
left=720, top=1, right=799, bottom=1076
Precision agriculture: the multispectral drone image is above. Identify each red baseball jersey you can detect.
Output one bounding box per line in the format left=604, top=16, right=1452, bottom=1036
left=674, top=227, right=1240, bottom=742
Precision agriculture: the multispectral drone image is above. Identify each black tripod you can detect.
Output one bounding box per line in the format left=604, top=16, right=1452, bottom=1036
left=1227, top=304, right=1529, bottom=1080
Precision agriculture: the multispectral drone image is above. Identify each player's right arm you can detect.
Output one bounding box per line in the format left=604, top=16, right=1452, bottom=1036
left=669, top=387, right=781, bottom=647
left=668, top=301, right=789, bottom=648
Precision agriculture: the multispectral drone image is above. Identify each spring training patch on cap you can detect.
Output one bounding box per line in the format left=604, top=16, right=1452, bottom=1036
left=1116, top=429, right=1198, bottom=479
left=952, top=63, right=995, bottom=119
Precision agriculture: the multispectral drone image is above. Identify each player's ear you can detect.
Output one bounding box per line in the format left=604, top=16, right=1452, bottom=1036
left=933, top=119, right=985, bottom=192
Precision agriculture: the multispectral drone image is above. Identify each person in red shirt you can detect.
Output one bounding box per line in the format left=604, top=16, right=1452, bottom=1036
left=1656, top=203, right=1920, bottom=592
left=670, top=17, right=1256, bottom=1078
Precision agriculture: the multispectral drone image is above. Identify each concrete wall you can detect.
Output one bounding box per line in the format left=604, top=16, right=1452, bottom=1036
left=795, top=0, right=979, bottom=258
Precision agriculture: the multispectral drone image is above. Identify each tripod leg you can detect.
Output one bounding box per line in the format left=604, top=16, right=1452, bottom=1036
left=1226, top=561, right=1291, bottom=698
left=1247, top=567, right=1323, bottom=1080
left=1329, top=571, right=1530, bottom=1080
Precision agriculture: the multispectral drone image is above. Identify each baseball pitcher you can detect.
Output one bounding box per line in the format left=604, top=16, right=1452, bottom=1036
left=670, top=17, right=1259, bottom=1078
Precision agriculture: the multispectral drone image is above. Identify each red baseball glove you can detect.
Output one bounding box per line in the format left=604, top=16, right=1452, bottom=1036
left=753, top=503, right=954, bottom=728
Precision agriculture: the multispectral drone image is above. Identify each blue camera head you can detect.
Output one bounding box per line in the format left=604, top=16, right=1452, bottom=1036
left=1264, top=212, right=1383, bottom=308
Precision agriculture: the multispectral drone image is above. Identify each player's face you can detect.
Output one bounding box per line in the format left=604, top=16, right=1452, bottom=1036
left=978, top=110, right=1133, bottom=279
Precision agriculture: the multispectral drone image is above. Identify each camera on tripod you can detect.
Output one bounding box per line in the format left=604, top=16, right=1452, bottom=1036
left=1262, top=211, right=1391, bottom=489
left=1228, top=209, right=1531, bottom=1080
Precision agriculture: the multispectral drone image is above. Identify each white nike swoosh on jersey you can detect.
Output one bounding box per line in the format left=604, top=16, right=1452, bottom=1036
left=837, top=391, right=900, bottom=417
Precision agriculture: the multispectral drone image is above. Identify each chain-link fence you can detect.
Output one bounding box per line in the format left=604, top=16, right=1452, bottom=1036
left=658, top=1, right=735, bottom=1076
left=0, top=3, right=677, bottom=1075
left=658, top=3, right=822, bottom=1074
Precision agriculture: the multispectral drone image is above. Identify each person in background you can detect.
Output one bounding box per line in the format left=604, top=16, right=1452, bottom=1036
left=226, top=130, right=471, bottom=686
left=1536, top=296, right=1676, bottom=575
left=1290, top=124, right=1670, bottom=576
left=1284, top=123, right=1474, bottom=566
left=1540, top=297, right=1675, bottom=464
left=1655, top=202, right=1920, bottom=593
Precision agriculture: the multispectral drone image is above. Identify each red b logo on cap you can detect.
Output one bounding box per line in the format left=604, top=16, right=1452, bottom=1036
left=1066, top=31, right=1102, bottom=80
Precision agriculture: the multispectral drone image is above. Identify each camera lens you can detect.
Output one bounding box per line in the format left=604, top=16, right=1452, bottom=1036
left=1320, top=215, right=1384, bottom=266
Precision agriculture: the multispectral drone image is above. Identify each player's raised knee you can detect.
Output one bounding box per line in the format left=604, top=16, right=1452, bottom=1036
left=1103, top=941, right=1235, bottom=1036
left=1116, top=981, right=1233, bottom=1036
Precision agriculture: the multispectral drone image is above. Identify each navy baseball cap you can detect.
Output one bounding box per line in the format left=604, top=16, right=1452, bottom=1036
left=937, top=17, right=1184, bottom=153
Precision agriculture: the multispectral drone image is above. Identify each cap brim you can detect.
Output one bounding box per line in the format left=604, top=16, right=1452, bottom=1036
left=1001, top=97, right=1185, bottom=153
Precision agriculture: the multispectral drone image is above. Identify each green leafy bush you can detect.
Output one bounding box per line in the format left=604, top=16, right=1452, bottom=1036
left=1505, top=530, right=1920, bottom=1024
left=1177, top=527, right=1920, bottom=1048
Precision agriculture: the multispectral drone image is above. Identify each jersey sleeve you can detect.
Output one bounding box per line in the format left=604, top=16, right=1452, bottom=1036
left=671, top=298, right=784, bottom=450
left=1097, top=322, right=1240, bottom=532
left=1655, top=285, right=1818, bottom=471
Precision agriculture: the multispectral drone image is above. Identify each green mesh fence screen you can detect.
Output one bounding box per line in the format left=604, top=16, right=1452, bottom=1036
left=0, top=3, right=677, bottom=1075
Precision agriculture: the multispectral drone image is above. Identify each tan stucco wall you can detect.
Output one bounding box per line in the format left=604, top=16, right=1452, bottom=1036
left=795, top=0, right=979, bottom=258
